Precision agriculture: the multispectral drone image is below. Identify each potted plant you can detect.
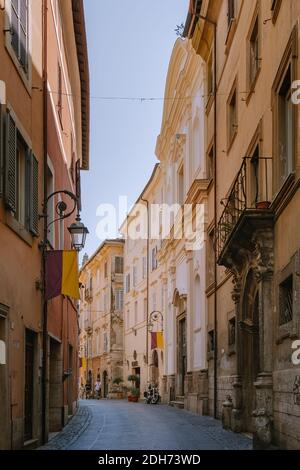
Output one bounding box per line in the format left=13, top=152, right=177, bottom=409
left=130, top=387, right=140, bottom=402
left=109, top=377, right=124, bottom=399
left=127, top=375, right=140, bottom=401
left=256, top=200, right=271, bottom=209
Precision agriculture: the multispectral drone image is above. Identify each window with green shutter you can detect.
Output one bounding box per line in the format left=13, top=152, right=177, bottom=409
left=0, top=102, right=4, bottom=197
left=5, top=112, right=17, bottom=213
left=29, top=152, right=39, bottom=236
left=5, top=111, right=38, bottom=235
left=10, top=0, right=29, bottom=73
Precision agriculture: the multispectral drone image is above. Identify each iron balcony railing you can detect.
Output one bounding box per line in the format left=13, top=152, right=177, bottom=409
left=216, top=157, right=272, bottom=261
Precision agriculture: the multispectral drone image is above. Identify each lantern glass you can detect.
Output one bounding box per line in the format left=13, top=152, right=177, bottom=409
left=68, top=218, right=89, bottom=251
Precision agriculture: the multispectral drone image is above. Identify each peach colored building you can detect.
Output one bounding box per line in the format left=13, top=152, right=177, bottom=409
left=79, top=240, right=124, bottom=398
left=0, top=0, right=89, bottom=449
left=45, top=0, right=89, bottom=440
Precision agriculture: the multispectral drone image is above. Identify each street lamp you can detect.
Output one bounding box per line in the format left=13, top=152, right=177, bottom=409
left=42, top=189, right=88, bottom=251
left=68, top=214, right=89, bottom=251
left=147, top=310, right=164, bottom=333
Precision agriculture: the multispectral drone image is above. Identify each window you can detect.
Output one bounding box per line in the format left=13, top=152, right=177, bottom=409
left=208, top=330, right=215, bottom=353
left=271, top=0, right=282, bottom=22
left=5, top=113, right=39, bottom=235
left=207, top=229, right=215, bottom=286
left=152, top=292, right=157, bottom=311
left=15, top=135, right=26, bottom=226
left=126, top=310, right=130, bottom=329
left=133, top=265, right=137, bottom=287
left=47, top=165, right=54, bottom=247
left=134, top=301, right=138, bottom=325
left=97, top=332, right=101, bottom=356
left=228, top=317, right=236, bottom=346
left=70, top=134, right=75, bottom=183
left=10, top=0, right=28, bottom=72
left=57, top=62, right=63, bottom=125
left=103, top=333, right=108, bottom=353
left=227, top=0, right=235, bottom=26
left=227, top=84, right=237, bottom=148
left=207, top=52, right=214, bottom=97
left=125, top=273, right=130, bottom=293
left=103, top=291, right=107, bottom=312
left=142, top=257, right=147, bottom=279
left=279, top=275, right=293, bottom=325
left=277, top=65, right=293, bottom=186
left=178, top=165, right=184, bottom=205
left=151, top=247, right=158, bottom=271
left=115, top=289, right=124, bottom=311
left=249, top=144, right=260, bottom=206
left=249, top=16, right=260, bottom=88
left=115, top=256, right=124, bottom=274
left=207, top=144, right=214, bottom=180
left=273, top=28, right=297, bottom=192
left=104, top=261, right=108, bottom=278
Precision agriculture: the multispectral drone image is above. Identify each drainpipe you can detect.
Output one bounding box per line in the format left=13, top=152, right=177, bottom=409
left=42, top=0, right=48, bottom=444
left=212, top=22, right=218, bottom=421
left=141, top=197, right=149, bottom=383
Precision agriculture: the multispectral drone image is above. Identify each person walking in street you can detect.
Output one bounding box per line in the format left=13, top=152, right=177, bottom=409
left=94, top=379, right=102, bottom=399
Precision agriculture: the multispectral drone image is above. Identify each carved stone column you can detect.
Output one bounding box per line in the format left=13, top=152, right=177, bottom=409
left=252, top=228, right=274, bottom=449
left=230, top=269, right=244, bottom=432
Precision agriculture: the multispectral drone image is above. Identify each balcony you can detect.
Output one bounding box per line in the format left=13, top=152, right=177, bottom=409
left=84, top=287, right=93, bottom=302
left=216, top=157, right=274, bottom=268
left=84, top=316, right=93, bottom=334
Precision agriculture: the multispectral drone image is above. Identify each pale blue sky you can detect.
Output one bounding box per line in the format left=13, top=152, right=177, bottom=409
left=81, top=0, right=189, bottom=258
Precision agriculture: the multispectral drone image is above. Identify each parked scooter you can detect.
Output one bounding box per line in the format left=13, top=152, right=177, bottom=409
left=144, top=384, right=161, bottom=404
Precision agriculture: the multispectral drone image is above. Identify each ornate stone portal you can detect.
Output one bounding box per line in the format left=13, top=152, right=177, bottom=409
left=219, top=213, right=274, bottom=449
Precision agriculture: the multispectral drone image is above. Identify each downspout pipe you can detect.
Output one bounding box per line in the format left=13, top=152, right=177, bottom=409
left=213, top=22, right=218, bottom=421
left=42, top=0, right=48, bottom=444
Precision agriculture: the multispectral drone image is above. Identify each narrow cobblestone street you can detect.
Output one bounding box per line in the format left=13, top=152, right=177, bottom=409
left=40, top=400, right=252, bottom=451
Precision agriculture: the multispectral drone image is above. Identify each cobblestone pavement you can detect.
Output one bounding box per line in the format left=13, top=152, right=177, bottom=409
left=39, top=400, right=252, bottom=451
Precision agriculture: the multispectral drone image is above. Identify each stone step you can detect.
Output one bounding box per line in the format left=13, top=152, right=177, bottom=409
left=170, top=400, right=184, bottom=409
left=176, top=396, right=185, bottom=401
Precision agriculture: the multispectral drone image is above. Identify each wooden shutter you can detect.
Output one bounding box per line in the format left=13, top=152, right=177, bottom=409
left=29, top=151, right=39, bottom=236
left=19, top=0, right=28, bottom=70
left=5, top=111, right=17, bottom=212
left=0, top=104, right=3, bottom=197
left=11, top=0, right=19, bottom=57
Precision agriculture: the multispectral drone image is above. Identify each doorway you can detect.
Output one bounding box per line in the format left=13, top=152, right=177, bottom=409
left=103, top=370, right=108, bottom=398
left=241, top=270, right=260, bottom=431
left=150, top=351, right=159, bottom=386
left=24, top=330, right=35, bottom=441
left=178, top=317, right=187, bottom=396
left=68, top=344, right=73, bottom=415
left=49, top=339, right=63, bottom=432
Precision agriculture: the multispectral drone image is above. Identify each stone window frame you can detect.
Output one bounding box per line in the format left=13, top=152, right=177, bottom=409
left=227, top=311, right=236, bottom=356
left=207, top=328, right=215, bottom=360
left=227, top=77, right=238, bottom=152
left=276, top=250, right=300, bottom=344
left=271, top=0, right=282, bottom=24
left=271, top=25, right=298, bottom=198
left=246, top=2, right=261, bottom=103
left=4, top=0, right=32, bottom=93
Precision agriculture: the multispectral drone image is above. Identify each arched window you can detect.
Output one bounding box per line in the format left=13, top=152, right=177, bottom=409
left=193, top=117, right=201, bottom=174
left=194, top=275, right=201, bottom=330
